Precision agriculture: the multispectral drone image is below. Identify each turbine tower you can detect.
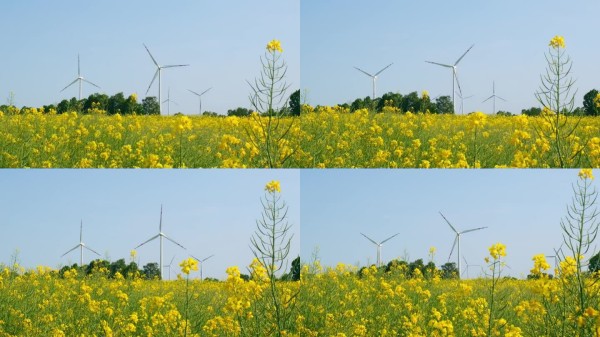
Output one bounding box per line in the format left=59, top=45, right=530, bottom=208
left=456, top=89, right=474, bottom=115
left=61, top=220, right=100, bottom=266
left=360, top=232, right=399, bottom=267
left=426, top=44, right=474, bottom=114
left=188, top=87, right=212, bottom=114
left=163, top=255, right=176, bottom=280
left=143, top=44, right=189, bottom=115
left=462, top=256, right=481, bottom=279
left=439, top=212, right=486, bottom=279
left=162, top=88, right=178, bottom=116
left=354, top=63, right=393, bottom=99
left=191, top=254, right=214, bottom=280
left=482, top=81, right=506, bottom=114
left=134, top=205, right=187, bottom=280
left=60, top=54, right=100, bottom=100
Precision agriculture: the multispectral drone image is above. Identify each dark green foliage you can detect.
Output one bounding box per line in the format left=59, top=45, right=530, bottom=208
left=227, top=107, right=252, bottom=116
left=441, top=262, right=458, bottom=279
left=521, top=107, right=542, bottom=116
left=289, top=90, right=300, bottom=116
left=583, top=89, right=599, bottom=116
left=142, top=262, right=161, bottom=280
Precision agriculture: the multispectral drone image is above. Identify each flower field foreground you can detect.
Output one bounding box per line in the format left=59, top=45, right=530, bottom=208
left=299, top=263, right=600, bottom=337
left=300, top=107, right=600, bottom=168
left=0, top=112, right=299, bottom=168
left=0, top=263, right=300, bottom=336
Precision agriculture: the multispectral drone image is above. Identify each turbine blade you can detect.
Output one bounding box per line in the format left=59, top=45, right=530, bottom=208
left=61, top=245, right=80, bottom=257
left=143, top=43, right=160, bottom=67
left=354, top=67, right=374, bottom=77
left=188, top=89, right=201, bottom=96
left=360, top=233, right=379, bottom=246
left=81, top=79, right=101, bottom=89
left=134, top=234, right=160, bottom=249
left=454, top=70, right=463, bottom=96
left=454, top=44, right=475, bottom=66
left=78, top=54, right=81, bottom=76
left=425, top=61, right=453, bottom=68
left=482, top=95, right=494, bottom=103
left=60, top=78, right=79, bottom=92
left=439, top=212, right=459, bottom=234
left=169, top=255, right=176, bottom=265
left=374, top=63, right=393, bottom=77
left=202, top=254, right=215, bottom=262
left=84, top=246, right=101, bottom=256
left=463, top=256, right=468, bottom=265
left=448, top=236, right=458, bottom=262
left=496, top=96, right=507, bottom=101
left=200, top=87, right=212, bottom=96
left=162, top=234, right=186, bottom=250
left=190, top=254, right=201, bottom=261
left=461, top=226, right=487, bottom=234
left=159, top=205, right=163, bottom=232
left=162, top=64, right=190, bottom=68
left=380, top=233, right=400, bottom=244
left=146, top=70, right=159, bottom=95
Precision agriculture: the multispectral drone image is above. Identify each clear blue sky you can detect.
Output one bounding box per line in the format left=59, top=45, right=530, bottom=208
left=301, top=1, right=600, bottom=114
left=0, top=170, right=300, bottom=280
left=301, top=169, right=597, bottom=279
left=0, top=1, right=299, bottom=115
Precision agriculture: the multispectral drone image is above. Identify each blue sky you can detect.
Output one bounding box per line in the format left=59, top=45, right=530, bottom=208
left=0, top=170, right=300, bottom=280
left=300, top=169, right=597, bottom=279
left=301, top=1, right=600, bottom=114
left=0, top=1, right=299, bottom=115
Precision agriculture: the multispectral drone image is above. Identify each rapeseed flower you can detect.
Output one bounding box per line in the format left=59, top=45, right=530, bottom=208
left=488, top=242, right=506, bottom=260
left=179, top=257, right=198, bottom=275
left=265, top=180, right=281, bottom=193
left=578, top=168, right=594, bottom=180
left=549, top=35, right=566, bottom=49
left=266, top=39, right=283, bottom=53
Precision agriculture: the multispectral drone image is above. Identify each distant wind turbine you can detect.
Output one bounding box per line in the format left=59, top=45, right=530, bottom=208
left=456, top=89, right=474, bottom=115
left=188, top=87, right=212, bottom=114
left=163, top=255, right=176, bottom=280
left=61, top=220, right=100, bottom=266
left=60, top=54, right=100, bottom=100
left=354, top=63, right=393, bottom=99
left=134, top=205, right=187, bottom=280
left=191, top=254, right=215, bottom=280
left=162, top=88, right=178, bottom=116
left=439, top=212, right=487, bottom=280
left=426, top=44, right=474, bottom=114
left=462, top=256, right=481, bottom=279
left=360, top=232, right=400, bottom=267
left=482, top=81, right=506, bottom=114
left=143, top=44, right=189, bottom=115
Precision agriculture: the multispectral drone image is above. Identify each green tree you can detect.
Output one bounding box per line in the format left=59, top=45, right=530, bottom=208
left=441, top=262, right=458, bottom=279
left=288, top=89, right=300, bottom=116
left=590, top=252, right=600, bottom=273
left=109, top=258, right=127, bottom=277
left=83, top=93, right=109, bottom=113
left=521, top=107, right=542, bottom=116
left=143, top=262, right=161, bottom=279
left=583, top=89, right=599, bottom=116
left=401, top=91, right=421, bottom=113
left=141, top=97, right=160, bottom=115
left=107, top=92, right=126, bottom=115
left=227, top=107, right=252, bottom=116
left=435, top=95, right=454, bottom=114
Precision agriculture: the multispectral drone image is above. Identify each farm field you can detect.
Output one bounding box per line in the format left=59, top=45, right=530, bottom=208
left=0, top=112, right=299, bottom=168
left=0, top=263, right=300, bottom=337
left=300, top=107, right=600, bottom=168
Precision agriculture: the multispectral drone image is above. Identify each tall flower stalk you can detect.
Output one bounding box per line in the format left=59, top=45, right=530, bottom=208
left=179, top=257, right=198, bottom=337
left=247, top=40, right=295, bottom=168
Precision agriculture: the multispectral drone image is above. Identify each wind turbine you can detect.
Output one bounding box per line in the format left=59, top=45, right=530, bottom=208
left=360, top=232, right=400, bottom=267
left=134, top=205, right=187, bottom=280
left=354, top=63, right=393, bottom=99
left=456, top=90, right=474, bottom=115
left=439, top=212, right=487, bottom=280
left=188, top=87, right=212, bottom=114
left=191, top=254, right=215, bottom=280
left=60, top=54, right=100, bottom=100
left=143, top=44, right=189, bottom=115
left=482, top=81, right=506, bottom=114
left=61, top=220, right=100, bottom=266
left=162, top=88, right=178, bottom=116
left=426, top=44, right=474, bottom=114
left=163, top=255, right=176, bottom=280
left=462, top=256, right=481, bottom=279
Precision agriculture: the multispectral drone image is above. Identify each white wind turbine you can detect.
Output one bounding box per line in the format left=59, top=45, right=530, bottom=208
left=456, top=89, right=474, bottom=115
left=134, top=205, right=187, bottom=280
left=354, top=63, right=393, bottom=99
left=360, top=232, right=400, bottom=267
left=61, top=220, right=101, bottom=266
left=188, top=87, right=212, bottom=114
left=162, top=88, right=178, bottom=116
left=191, top=254, right=215, bottom=280
left=143, top=44, right=189, bottom=115
left=60, top=54, right=100, bottom=100
left=426, top=44, right=474, bottom=114
left=163, top=255, right=176, bottom=280
left=439, top=212, right=487, bottom=280
left=482, top=81, right=506, bottom=114
left=462, top=256, right=481, bottom=279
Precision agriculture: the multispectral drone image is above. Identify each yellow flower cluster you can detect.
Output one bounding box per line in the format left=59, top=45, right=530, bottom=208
left=266, top=39, right=283, bottom=53
left=530, top=254, right=551, bottom=277
left=549, top=35, right=566, bottom=49
left=488, top=242, right=506, bottom=260
left=179, top=257, right=198, bottom=275
left=578, top=168, right=594, bottom=180
left=265, top=180, right=281, bottom=193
